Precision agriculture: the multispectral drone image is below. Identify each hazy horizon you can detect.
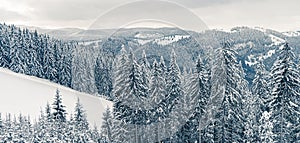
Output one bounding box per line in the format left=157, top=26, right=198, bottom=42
left=0, top=0, right=299, bottom=32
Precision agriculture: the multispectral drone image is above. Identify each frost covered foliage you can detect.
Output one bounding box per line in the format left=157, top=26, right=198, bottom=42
left=105, top=42, right=300, bottom=143
left=2, top=22, right=300, bottom=142
left=268, top=43, right=300, bottom=142
left=0, top=23, right=114, bottom=99
left=0, top=23, right=74, bottom=88
left=0, top=90, right=106, bottom=143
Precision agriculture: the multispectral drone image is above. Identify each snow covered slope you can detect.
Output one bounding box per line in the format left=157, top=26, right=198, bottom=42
left=0, top=68, right=112, bottom=128
left=153, top=35, right=190, bottom=46
left=282, top=31, right=300, bottom=37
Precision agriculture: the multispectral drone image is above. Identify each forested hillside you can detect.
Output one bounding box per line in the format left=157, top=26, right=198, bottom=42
left=0, top=23, right=74, bottom=88
left=1, top=23, right=300, bottom=142
left=99, top=43, right=300, bottom=143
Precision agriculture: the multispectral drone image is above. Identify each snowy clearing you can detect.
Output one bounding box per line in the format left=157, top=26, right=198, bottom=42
left=0, top=68, right=112, bottom=128
left=153, top=35, right=190, bottom=45
left=269, top=34, right=285, bottom=46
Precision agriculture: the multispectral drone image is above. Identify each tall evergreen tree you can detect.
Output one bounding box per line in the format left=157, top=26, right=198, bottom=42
left=209, top=42, right=245, bottom=142
left=32, top=30, right=43, bottom=78
left=45, top=102, right=52, bottom=122
left=159, top=55, right=167, bottom=82
left=43, top=35, right=57, bottom=81
left=166, top=49, right=183, bottom=107
left=139, top=51, right=151, bottom=142
left=111, top=118, right=130, bottom=143
left=113, top=48, right=146, bottom=107
left=149, top=59, right=166, bottom=142
left=95, top=56, right=113, bottom=98
left=74, top=98, right=89, bottom=131
left=252, top=59, right=270, bottom=111
left=149, top=59, right=166, bottom=107
left=9, top=27, right=26, bottom=73
left=52, top=89, right=67, bottom=122
left=186, top=56, right=210, bottom=142
left=25, top=30, right=40, bottom=76
left=237, top=61, right=255, bottom=142
left=73, top=98, right=89, bottom=141
left=268, top=43, right=300, bottom=142
left=112, top=47, right=128, bottom=100
left=23, top=29, right=33, bottom=75
left=140, top=50, right=150, bottom=98
left=165, top=49, right=184, bottom=142
left=36, top=33, right=45, bottom=78
left=64, top=44, right=73, bottom=88
left=251, top=59, right=270, bottom=142
left=101, top=107, right=113, bottom=143
left=0, top=24, right=10, bottom=68
left=113, top=48, right=148, bottom=143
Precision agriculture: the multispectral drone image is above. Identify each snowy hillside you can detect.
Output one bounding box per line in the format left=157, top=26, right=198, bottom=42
left=282, top=31, right=300, bottom=37
left=0, top=68, right=112, bottom=128
left=134, top=33, right=190, bottom=46
left=152, top=35, right=190, bottom=46
left=269, top=34, right=285, bottom=46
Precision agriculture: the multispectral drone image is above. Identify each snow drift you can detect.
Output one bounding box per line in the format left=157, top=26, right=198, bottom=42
left=0, top=68, right=113, bottom=128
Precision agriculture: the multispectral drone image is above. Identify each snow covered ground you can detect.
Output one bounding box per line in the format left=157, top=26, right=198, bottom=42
left=269, top=34, right=285, bottom=46
left=134, top=34, right=190, bottom=45
left=282, top=31, right=300, bottom=37
left=0, top=68, right=112, bottom=128
left=153, top=35, right=190, bottom=46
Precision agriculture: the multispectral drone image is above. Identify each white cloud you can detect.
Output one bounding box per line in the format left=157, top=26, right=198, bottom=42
left=193, top=0, right=300, bottom=31
left=0, top=0, right=299, bottom=31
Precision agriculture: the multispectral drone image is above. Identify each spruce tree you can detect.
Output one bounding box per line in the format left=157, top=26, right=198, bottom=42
left=36, top=33, right=45, bottom=78
left=95, top=56, right=113, bottom=98
left=111, top=118, right=130, bottom=143
left=251, top=59, right=270, bottom=142
left=268, top=43, right=300, bottom=142
left=165, top=49, right=184, bottom=142
left=113, top=48, right=146, bottom=107
left=101, top=107, right=113, bottom=142
left=25, top=30, right=40, bottom=77
left=43, top=35, right=57, bottom=82
left=74, top=98, right=89, bottom=131
left=209, top=42, right=245, bottom=142
left=186, top=56, right=210, bottom=142
left=149, top=59, right=166, bottom=106
left=149, top=59, right=166, bottom=142
left=159, top=55, right=167, bottom=82
left=237, top=61, right=255, bottom=143
left=52, top=89, right=66, bottom=122
left=140, top=50, right=150, bottom=98
left=9, top=27, right=26, bottom=74
left=113, top=48, right=147, bottom=143
left=23, top=29, right=33, bottom=75
left=0, top=24, right=10, bottom=68
left=112, top=47, right=128, bottom=100
left=166, top=49, right=183, bottom=107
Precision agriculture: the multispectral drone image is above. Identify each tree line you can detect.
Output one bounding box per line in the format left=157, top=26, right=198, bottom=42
left=0, top=89, right=108, bottom=142
left=100, top=42, right=300, bottom=143
left=0, top=23, right=74, bottom=88
left=0, top=23, right=114, bottom=98
left=1, top=22, right=300, bottom=142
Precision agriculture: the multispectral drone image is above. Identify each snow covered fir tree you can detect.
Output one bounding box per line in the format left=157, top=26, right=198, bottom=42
left=1, top=22, right=300, bottom=142
left=0, top=89, right=106, bottom=142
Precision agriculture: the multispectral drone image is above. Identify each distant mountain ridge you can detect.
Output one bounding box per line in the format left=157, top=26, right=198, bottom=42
left=76, top=26, right=299, bottom=84
left=2, top=24, right=300, bottom=97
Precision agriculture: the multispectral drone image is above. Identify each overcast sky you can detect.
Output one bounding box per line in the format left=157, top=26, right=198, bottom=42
left=0, top=0, right=299, bottom=31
